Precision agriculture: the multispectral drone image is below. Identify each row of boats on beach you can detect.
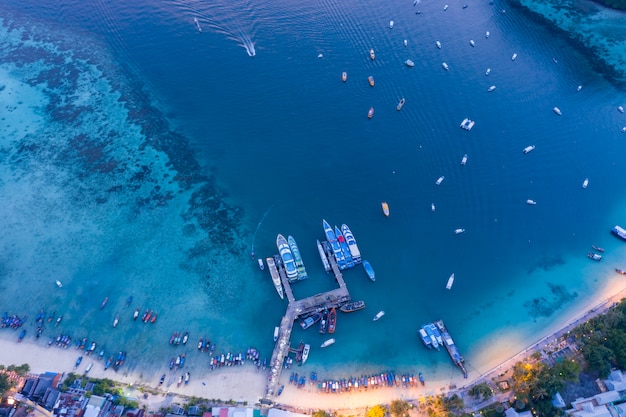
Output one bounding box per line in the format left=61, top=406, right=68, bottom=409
left=286, top=370, right=424, bottom=395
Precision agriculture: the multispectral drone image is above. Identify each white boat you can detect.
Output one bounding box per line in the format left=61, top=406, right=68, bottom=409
left=403, top=39, right=408, bottom=47
left=257, top=258, right=264, bottom=270
left=435, top=176, right=445, bottom=185
left=461, top=154, right=468, bottom=165
left=485, top=68, right=491, bottom=76
left=443, top=4, right=449, bottom=10
left=577, top=85, right=582, bottom=91
left=523, top=145, right=535, bottom=154
left=317, top=53, right=323, bottom=59
left=301, top=344, right=310, bottom=364
left=446, top=273, right=455, bottom=290
left=485, top=31, right=490, bottom=38
left=431, top=203, right=436, bottom=212
left=436, top=41, right=442, bottom=49
left=469, top=40, right=475, bottom=47
left=460, top=118, right=475, bottom=130
left=277, top=234, right=298, bottom=281
left=389, top=20, right=394, bottom=29
left=526, top=199, right=537, bottom=205
left=405, top=59, right=415, bottom=68
left=273, top=326, right=279, bottom=342
left=316, top=240, right=331, bottom=272
left=397, top=98, right=406, bottom=111
left=266, top=257, right=285, bottom=299
left=488, top=85, right=496, bottom=92
left=619, top=106, right=624, bottom=113
left=85, top=362, right=93, bottom=373
left=454, top=228, right=465, bottom=235
left=582, top=178, right=589, bottom=189
left=341, top=224, right=362, bottom=262
left=442, top=62, right=449, bottom=71
left=553, top=107, right=562, bottom=115
left=512, top=53, right=518, bottom=61
left=373, top=311, right=385, bottom=321
left=321, top=338, right=335, bottom=348
left=55, top=280, right=63, bottom=288
left=112, top=315, right=119, bottom=328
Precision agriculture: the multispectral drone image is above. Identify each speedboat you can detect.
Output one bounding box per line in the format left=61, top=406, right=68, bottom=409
left=486, top=31, right=490, bottom=38
left=446, top=273, right=455, bottom=290
left=277, top=234, right=298, bottom=281
left=469, top=40, right=475, bottom=47
left=389, top=20, right=394, bottom=29
left=436, top=41, right=442, bottom=49
left=488, top=85, right=496, bottom=92
left=619, top=106, right=624, bottom=113
left=368, top=76, right=375, bottom=87
left=435, top=176, right=445, bottom=185
left=577, top=85, right=582, bottom=91
left=55, top=280, right=63, bottom=288
left=100, top=297, right=108, bottom=310
left=431, top=203, right=436, bottom=212
left=526, top=199, right=537, bottom=205
left=443, top=4, right=449, bottom=10
left=321, top=338, right=335, bottom=348
left=404, top=59, right=415, bottom=68
left=193, top=18, right=202, bottom=32
left=257, top=258, right=264, bottom=270
left=512, top=53, right=518, bottom=61
left=397, top=98, right=406, bottom=111
left=373, top=311, right=385, bottom=321
left=552, top=57, right=558, bottom=64
left=461, top=154, right=468, bottom=165
left=341, top=224, right=361, bottom=262
left=327, top=307, right=337, bottom=333
left=369, top=49, right=375, bottom=60
left=403, top=39, right=408, bottom=47
left=553, top=107, right=562, bottom=115
left=362, top=260, right=376, bottom=281
left=591, top=245, right=605, bottom=253
left=454, top=228, right=465, bottom=234
left=442, top=62, right=449, bottom=71
left=368, top=107, right=374, bottom=119
left=381, top=202, right=390, bottom=217
left=460, top=118, right=475, bottom=130
left=113, top=315, right=119, bottom=328
left=582, top=178, right=589, bottom=188
left=523, top=145, right=535, bottom=154
left=340, top=300, right=365, bottom=312
left=133, top=308, right=140, bottom=320
left=587, top=252, right=602, bottom=261
left=485, top=68, right=491, bottom=76
left=341, top=71, right=347, bottom=82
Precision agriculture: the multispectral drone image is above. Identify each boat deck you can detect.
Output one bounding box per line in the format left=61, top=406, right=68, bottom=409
left=263, top=243, right=350, bottom=400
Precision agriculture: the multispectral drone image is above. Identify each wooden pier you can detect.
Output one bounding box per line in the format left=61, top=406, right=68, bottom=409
left=263, top=243, right=351, bottom=400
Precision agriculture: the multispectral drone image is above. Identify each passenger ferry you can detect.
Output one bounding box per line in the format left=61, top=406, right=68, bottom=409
left=612, top=225, right=626, bottom=241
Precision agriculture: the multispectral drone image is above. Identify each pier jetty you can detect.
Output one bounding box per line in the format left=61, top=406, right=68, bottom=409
left=264, top=241, right=351, bottom=401
left=434, top=319, right=468, bottom=378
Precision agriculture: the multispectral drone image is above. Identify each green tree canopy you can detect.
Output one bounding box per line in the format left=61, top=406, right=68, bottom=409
left=389, top=400, right=410, bottom=417
left=312, top=411, right=331, bottom=417
left=0, top=374, right=12, bottom=397
left=365, top=405, right=387, bottom=417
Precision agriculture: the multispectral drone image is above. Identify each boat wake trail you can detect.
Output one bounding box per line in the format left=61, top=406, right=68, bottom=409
left=250, top=206, right=272, bottom=258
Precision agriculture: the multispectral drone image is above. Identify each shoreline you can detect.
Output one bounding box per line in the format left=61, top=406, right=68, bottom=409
left=3, top=276, right=626, bottom=413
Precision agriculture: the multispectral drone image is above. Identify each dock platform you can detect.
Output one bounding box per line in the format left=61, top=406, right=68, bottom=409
left=434, top=319, right=468, bottom=378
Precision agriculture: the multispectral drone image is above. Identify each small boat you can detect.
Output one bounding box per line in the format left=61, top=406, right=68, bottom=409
left=463, top=4, right=468, bottom=8
left=55, top=280, right=63, bottom=288
left=321, top=338, right=335, bottom=348
left=512, top=53, right=518, bottom=61
left=436, top=41, right=442, bottom=49
left=526, top=199, right=537, bottom=205
left=100, top=297, right=108, bottom=310
left=435, top=176, right=445, bottom=185
left=369, top=49, right=375, bottom=60
left=577, top=85, right=582, bottom=91
left=485, top=68, right=491, bottom=76
left=75, top=356, right=83, bottom=369
left=373, top=311, right=385, bottom=321
left=317, top=53, right=323, bottom=59
left=273, top=326, right=279, bottom=341
left=485, top=31, right=490, bottom=38
left=488, top=85, right=496, bottom=92
left=85, top=362, right=93, bottom=373
left=18, top=329, right=26, bottom=342
left=460, top=118, right=475, bottom=130
left=257, top=258, right=264, bottom=270
left=404, top=59, right=415, bottom=68
left=300, top=312, right=322, bottom=330
left=397, top=98, right=406, bottom=111
left=55, top=315, right=63, bottom=326
left=185, top=372, right=190, bottom=384
left=618, top=106, right=624, bottom=113
left=389, top=20, right=394, bottom=29
left=442, top=62, right=449, bottom=71
left=446, top=273, right=455, bottom=290
left=159, top=374, right=165, bottom=385
left=277, top=385, right=284, bottom=395
left=443, top=4, right=449, bottom=10
left=340, top=300, right=365, bottom=313
left=552, top=57, right=558, bottom=64
left=177, top=376, right=183, bottom=386
left=587, top=252, right=602, bottom=261
left=113, top=314, right=119, bottom=328
left=582, top=178, right=589, bottom=188
left=591, top=245, right=605, bottom=253
left=301, top=344, right=310, bottom=364
left=403, top=39, right=408, bottom=47
left=553, top=107, right=562, bottom=115
left=193, top=18, right=202, bottom=32
left=431, top=203, right=436, bottom=212
left=523, top=145, right=535, bottom=154
left=182, top=331, right=189, bottom=345
left=454, top=228, right=465, bottom=234
left=616, top=268, right=626, bottom=275
left=469, top=40, right=475, bottom=47
left=461, top=154, right=468, bottom=165
left=368, top=76, right=375, bottom=87
left=368, top=107, right=374, bottom=119
left=362, top=260, right=376, bottom=281
left=341, top=71, right=347, bottom=82
left=133, top=308, right=140, bottom=320
left=327, top=307, right=337, bottom=333
left=126, top=296, right=132, bottom=307
left=381, top=202, right=390, bottom=217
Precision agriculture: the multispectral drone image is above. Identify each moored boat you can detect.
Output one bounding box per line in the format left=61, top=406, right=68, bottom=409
left=340, top=300, right=365, bottom=313
left=587, top=252, right=602, bottom=261
left=616, top=268, right=626, bottom=275
left=368, top=107, right=374, bottom=119
left=381, top=202, right=390, bottom=217
left=423, top=325, right=439, bottom=349
left=334, top=226, right=354, bottom=268
left=341, top=71, right=347, bottom=82
left=612, top=225, right=626, bottom=241
left=316, top=240, right=331, bottom=272
left=300, top=312, right=322, bottom=330
left=288, top=235, right=308, bottom=280
left=273, top=326, right=279, bottom=342
left=277, top=234, right=298, bottom=282
left=397, top=98, right=406, bottom=110
left=368, top=76, right=375, bottom=87
left=319, top=309, right=328, bottom=334
left=591, top=245, right=605, bottom=252
left=266, top=257, right=284, bottom=299
left=341, top=224, right=361, bottom=263
left=523, top=145, right=535, bottom=154
left=301, top=344, right=310, bottom=364
left=327, top=307, right=337, bottom=334
left=257, top=258, right=264, bottom=270
left=369, top=49, right=375, bottom=60
left=582, top=178, right=589, bottom=188
left=323, top=219, right=346, bottom=268
left=321, top=338, right=335, bottom=348
left=362, top=260, right=376, bottom=281
left=446, top=273, right=455, bottom=290
left=373, top=311, right=385, bottom=321
left=418, top=328, right=432, bottom=348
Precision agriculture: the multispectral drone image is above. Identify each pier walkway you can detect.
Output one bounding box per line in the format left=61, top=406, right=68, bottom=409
left=264, top=243, right=351, bottom=400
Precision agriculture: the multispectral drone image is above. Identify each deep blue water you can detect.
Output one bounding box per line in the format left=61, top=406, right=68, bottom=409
left=1, top=0, right=626, bottom=385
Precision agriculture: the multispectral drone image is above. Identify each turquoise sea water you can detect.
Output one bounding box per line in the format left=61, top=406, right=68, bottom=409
left=1, top=0, right=626, bottom=386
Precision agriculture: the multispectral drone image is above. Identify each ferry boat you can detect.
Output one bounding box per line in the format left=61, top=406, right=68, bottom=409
left=512, top=53, right=518, bottom=61
left=523, top=145, right=535, bottom=154
left=369, top=49, right=375, bottom=60
left=373, top=311, right=385, bottom=321
left=418, top=328, right=432, bottom=348
left=277, top=234, right=298, bottom=282
left=461, top=154, right=468, bottom=165
left=257, top=258, right=264, bottom=270
left=526, top=199, right=537, bottom=205
left=381, top=202, right=390, bottom=217
left=323, top=219, right=346, bottom=269
left=404, top=60, right=415, bottom=68
left=460, top=118, right=475, bottom=130
left=300, top=312, right=322, bottom=330
left=335, top=226, right=354, bottom=267
left=368, top=76, right=375, bottom=87
left=266, top=257, right=285, bottom=299
left=436, top=176, right=445, bottom=185
left=397, top=98, right=406, bottom=110
left=321, top=338, right=335, bottom=348
left=327, top=307, right=337, bottom=333
left=341, top=224, right=361, bottom=263
left=436, top=41, right=442, bottom=49
left=582, top=178, right=589, bottom=188
left=488, top=85, right=496, bottom=92
left=446, top=273, right=455, bottom=290
left=340, top=300, right=365, bottom=313
left=341, top=71, right=347, bottom=82
left=316, top=240, right=331, bottom=272
left=612, top=225, right=626, bottom=241
left=553, top=107, right=562, bottom=115
left=442, top=62, right=449, bottom=71
left=368, top=107, right=374, bottom=119
left=362, top=260, right=376, bottom=281
left=288, top=235, right=308, bottom=280
left=587, top=252, right=602, bottom=261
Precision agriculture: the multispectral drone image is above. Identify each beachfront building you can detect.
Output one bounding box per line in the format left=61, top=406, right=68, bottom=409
left=563, top=370, right=626, bottom=416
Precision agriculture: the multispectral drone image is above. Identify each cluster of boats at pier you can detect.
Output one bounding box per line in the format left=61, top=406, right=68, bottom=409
left=418, top=320, right=467, bottom=378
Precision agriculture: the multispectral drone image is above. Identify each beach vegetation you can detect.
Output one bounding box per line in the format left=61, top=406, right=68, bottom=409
left=91, top=378, right=117, bottom=396
left=4, top=364, right=30, bottom=376
left=365, top=405, right=387, bottom=417
left=113, top=396, right=138, bottom=409
left=0, top=374, right=12, bottom=396
left=468, top=382, right=493, bottom=401
left=312, top=411, right=332, bottom=417
left=389, top=400, right=411, bottom=417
